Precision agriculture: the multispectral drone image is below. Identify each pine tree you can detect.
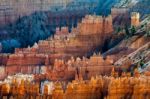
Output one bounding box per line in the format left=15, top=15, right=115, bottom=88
left=130, top=26, right=136, bottom=36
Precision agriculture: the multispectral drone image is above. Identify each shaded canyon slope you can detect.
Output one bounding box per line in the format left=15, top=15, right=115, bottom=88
left=104, top=15, right=150, bottom=73
left=0, top=0, right=119, bottom=53
left=114, top=0, right=150, bottom=19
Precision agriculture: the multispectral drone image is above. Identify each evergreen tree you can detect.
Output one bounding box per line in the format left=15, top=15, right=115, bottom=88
left=4, top=12, right=52, bottom=51
left=146, top=31, right=150, bottom=37
left=1, top=39, right=21, bottom=53
left=130, top=26, right=136, bottom=36
left=125, top=25, right=130, bottom=37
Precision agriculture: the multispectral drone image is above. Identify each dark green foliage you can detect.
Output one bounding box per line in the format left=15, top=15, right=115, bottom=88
left=125, top=25, right=130, bottom=36
left=124, top=25, right=136, bottom=38
left=130, top=26, right=136, bottom=36
left=139, top=60, right=145, bottom=68
left=146, top=31, right=150, bottom=37
left=2, top=12, right=52, bottom=52
left=1, top=39, right=21, bottom=53
left=0, top=0, right=121, bottom=53
left=98, top=0, right=119, bottom=15
left=116, top=27, right=121, bottom=33
left=141, top=24, right=144, bottom=28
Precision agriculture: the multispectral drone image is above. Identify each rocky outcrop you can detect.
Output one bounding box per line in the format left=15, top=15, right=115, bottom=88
left=114, top=0, right=150, bottom=19
left=115, top=41, right=150, bottom=65
left=0, top=54, right=9, bottom=65
left=0, top=0, right=73, bottom=25
left=0, top=0, right=101, bottom=26
left=0, top=14, right=114, bottom=80
left=104, top=35, right=149, bottom=62
left=4, top=53, right=49, bottom=75
left=111, top=7, right=130, bottom=28
left=0, top=53, right=114, bottom=81
left=6, top=54, right=46, bottom=66
left=35, top=53, right=114, bottom=81
left=104, top=12, right=150, bottom=61
left=15, top=15, right=113, bottom=61
left=0, top=72, right=150, bottom=99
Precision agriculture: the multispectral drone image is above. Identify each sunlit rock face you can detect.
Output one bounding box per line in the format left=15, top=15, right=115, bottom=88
left=0, top=72, right=150, bottom=99
left=0, top=0, right=150, bottom=98
left=5, top=53, right=48, bottom=75
left=34, top=53, right=114, bottom=81
left=0, top=0, right=119, bottom=53
left=0, top=14, right=114, bottom=80
left=131, top=12, right=140, bottom=27
left=15, top=15, right=113, bottom=61
left=0, top=53, right=114, bottom=81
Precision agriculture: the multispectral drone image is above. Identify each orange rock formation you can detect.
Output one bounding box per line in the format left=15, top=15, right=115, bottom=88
left=35, top=53, right=114, bottom=81
left=131, top=12, right=140, bottom=27
left=0, top=72, right=150, bottom=99
left=0, top=15, right=114, bottom=80
left=15, top=15, right=113, bottom=60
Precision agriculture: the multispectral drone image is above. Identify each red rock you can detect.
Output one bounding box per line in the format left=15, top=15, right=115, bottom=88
left=0, top=15, right=114, bottom=80
left=131, top=12, right=140, bottom=27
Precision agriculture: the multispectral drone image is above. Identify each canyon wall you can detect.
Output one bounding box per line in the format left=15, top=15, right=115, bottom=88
left=111, top=7, right=130, bottom=28
left=0, top=15, right=114, bottom=80
left=40, top=54, right=114, bottom=81
left=0, top=0, right=73, bottom=25
left=0, top=0, right=100, bottom=26
left=0, top=72, right=150, bottom=99
left=15, top=15, right=113, bottom=60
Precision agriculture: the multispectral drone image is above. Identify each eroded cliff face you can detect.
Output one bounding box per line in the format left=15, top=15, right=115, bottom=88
left=103, top=14, right=150, bottom=75
left=0, top=0, right=115, bottom=53
left=0, top=15, right=114, bottom=80
left=114, top=0, right=150, bottom=19
left=105, top=34, right=150, bottom=62
left=118, top=35, right=149, bottom=49
left=114, top=40, right=150, bottom=64
left=0, top=0, right=101, bottom=26
left=15, top=15, right=113, bottom=60
left=111, top=0, right=150, bottom=29
left=0, top=0, right=74, bottom=25
left=0, top=71, right=150, bottom=99
left=105, top=13, right=150, bottom=60
left=0, top=0, right=120, bottom=27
